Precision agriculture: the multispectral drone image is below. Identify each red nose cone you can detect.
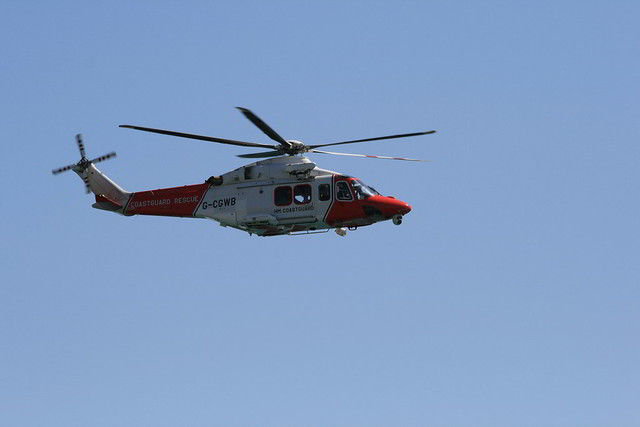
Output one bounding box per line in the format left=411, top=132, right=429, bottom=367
left=378, top=196, right=412, bottom=217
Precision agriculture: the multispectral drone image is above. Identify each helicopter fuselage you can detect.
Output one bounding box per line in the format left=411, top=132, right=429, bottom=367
left=95, top=155, right=411, bottom=236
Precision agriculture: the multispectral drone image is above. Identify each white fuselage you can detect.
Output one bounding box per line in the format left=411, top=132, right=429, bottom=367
left=193, top=156, right=336, bottom=235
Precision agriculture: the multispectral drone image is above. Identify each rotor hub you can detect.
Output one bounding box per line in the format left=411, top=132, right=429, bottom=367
left=284, top=139, right=307, bottom=155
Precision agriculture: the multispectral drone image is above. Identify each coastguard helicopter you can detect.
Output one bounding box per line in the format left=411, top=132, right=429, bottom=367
left=52, top=108, right=435, bottom=237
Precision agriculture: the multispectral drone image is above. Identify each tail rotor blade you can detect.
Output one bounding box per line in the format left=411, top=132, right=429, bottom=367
left=83, top=176, right=91, bottom=193
left=309, top=149, right=429, bottom=162
left=52, top=163, right=77, bottom=175
left=91, top=152, right=117, bottom=163
left=76, top=134, right=86, bottom=158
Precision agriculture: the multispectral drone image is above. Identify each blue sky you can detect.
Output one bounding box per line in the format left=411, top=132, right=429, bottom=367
left=1, top=1, right=639, bottom=426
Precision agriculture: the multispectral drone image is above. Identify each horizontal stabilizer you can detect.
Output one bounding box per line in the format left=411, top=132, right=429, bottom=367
left=92, top=194, right=123, bottom=212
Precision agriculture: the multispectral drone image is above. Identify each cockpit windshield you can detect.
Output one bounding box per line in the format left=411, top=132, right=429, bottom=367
left=351, top=179, right=380, bottom=200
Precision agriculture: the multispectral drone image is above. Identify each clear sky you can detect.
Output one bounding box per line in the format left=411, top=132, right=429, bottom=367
left=1, top=1, right=639, bottom=426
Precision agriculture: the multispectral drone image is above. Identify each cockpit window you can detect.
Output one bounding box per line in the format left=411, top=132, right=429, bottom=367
left=351, top=179, right=378, bottom=200
left=336, top=181, right=352, bottom=201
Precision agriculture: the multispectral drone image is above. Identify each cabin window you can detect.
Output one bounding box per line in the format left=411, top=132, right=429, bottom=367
left=244, top=166, right=254, bottom=180
left=274, top=186, right=292, bottom=206
left=336, top=181, right=353, bottom=201
left=318, top=183, right=330, bottom=201
left=294, top=184, right=312, bottom=204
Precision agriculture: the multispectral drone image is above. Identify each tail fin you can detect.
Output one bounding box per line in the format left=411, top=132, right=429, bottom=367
left=52, top=134, right=131, bottom=214
left=84, top=164, right=131, bottom=213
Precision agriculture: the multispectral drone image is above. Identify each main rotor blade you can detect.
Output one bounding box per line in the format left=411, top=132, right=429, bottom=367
left=91, top=152, right=117, bottom=163
left=76, top=134, right=86, bottom=158
left=119, top=125, right=276, bottom=149
left=52, top=164, right=77, bottom=175
left=309, top=130, right=436, bottom=149
left=309, top=149, right=429, bottom=162
left=237, top=150, right=285, bottom=159
left=236, top=107, right=292, bottom=149
left=83, top=176, right=91, bottom=193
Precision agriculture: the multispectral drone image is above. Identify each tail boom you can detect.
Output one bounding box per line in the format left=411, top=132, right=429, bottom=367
left=85, top=164, right=209, bottom=218
left=122, top=183, right=210, bottom=217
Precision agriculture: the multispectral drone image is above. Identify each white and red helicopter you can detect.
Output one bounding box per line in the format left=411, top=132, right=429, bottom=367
left=52, top=108, right=435, bottom=236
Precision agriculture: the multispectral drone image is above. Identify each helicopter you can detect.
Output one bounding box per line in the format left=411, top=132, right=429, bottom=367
left=52, top=108, right=435, bottom=237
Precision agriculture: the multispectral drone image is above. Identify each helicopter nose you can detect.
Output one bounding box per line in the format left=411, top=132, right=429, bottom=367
left=380, top=197, right=411, bottom=216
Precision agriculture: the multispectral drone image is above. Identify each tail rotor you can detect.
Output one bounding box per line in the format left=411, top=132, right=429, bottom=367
left=52, top=133, right=117, bottom=193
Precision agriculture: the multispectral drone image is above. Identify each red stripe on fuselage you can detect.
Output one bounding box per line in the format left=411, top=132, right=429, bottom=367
left=124, top=183, right=209, bottom=217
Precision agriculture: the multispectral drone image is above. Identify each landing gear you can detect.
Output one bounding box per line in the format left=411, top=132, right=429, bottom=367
left=392, top=214, right=403, bottom=225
